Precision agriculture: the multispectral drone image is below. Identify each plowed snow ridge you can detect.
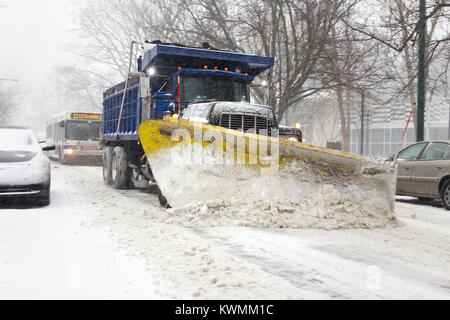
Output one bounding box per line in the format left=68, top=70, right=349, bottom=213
left=164, top=194, right=398, bottom=230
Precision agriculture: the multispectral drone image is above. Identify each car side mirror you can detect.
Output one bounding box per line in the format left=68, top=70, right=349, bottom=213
left=42, top=145, right=56, bottom=152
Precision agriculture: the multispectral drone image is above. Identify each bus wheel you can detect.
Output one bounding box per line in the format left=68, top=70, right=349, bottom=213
left=103, top=147, right=113, bottom=185
left=111, top=146, right=131, bottom=190
left=58, top=148, right=64, bottom=164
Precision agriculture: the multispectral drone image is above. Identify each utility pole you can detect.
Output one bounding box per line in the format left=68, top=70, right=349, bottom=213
left=360, top=90, right=365, bottom=155
left=417, top=0, right=426, bottom=142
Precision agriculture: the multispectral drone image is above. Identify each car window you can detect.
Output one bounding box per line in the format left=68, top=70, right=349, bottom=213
left=0, top=129, right=40, bottom=152
left=421, top=143, right=449, bottom=160
left=443, top=145, right=450, bottom=160
left=397, top=143, right=427, bottom=161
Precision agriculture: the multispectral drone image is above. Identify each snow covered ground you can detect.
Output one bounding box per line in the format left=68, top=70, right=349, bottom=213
left=1, top=164, right=450, bottom=299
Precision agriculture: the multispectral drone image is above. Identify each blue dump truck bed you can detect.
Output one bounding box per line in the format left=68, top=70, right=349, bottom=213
left=103, top=76, right=141, bottom=141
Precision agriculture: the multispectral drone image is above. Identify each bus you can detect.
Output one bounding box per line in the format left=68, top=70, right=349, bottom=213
left=46, top=112, right=103, bottom=164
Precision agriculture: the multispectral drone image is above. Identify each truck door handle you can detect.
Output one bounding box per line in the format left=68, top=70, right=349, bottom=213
left=437, top=166, right=443, bottom=170
left=405, top=167, right=411, bottom=170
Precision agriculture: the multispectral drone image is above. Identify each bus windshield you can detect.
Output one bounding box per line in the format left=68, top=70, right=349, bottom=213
left=65, top=121, right=102, bottom=141
left=180, top=75, right=249, bottom=103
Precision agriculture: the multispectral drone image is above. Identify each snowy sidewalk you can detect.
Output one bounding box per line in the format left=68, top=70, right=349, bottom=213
left=0, top=165, right=163, bottom=300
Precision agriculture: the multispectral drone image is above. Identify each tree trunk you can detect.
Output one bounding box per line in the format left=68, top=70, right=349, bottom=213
left=336, top=87, right=350, bottom=152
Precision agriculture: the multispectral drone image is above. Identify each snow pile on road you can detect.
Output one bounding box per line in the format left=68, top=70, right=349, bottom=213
left=162, top=185, right=398, bottom=230
left=146, top=137, right=397, bottom=230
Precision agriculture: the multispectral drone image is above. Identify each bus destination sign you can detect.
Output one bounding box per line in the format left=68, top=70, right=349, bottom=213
left=71, top=113, right=102, bottom=121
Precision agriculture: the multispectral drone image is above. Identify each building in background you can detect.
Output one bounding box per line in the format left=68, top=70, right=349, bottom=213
left=287, top=97, right=449, bottom=157
left=349, top=101, right=449, bottom=157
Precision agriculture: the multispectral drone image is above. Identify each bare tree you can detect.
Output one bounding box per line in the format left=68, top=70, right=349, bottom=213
left=156, top=0, right=359, bottom=120
left=319, top=15, right=387, bottom=151
left=342, top=0, right=450, bottom=134
left=52, top=65, right=105, bottom=112
left=56, top=0, right=162, bottom=110
left=72, top=0, right=360, bottom=121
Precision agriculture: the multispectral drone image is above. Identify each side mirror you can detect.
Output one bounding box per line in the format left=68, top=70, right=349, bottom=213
left=42, top=145, right=56, bottom=152
left=60, top=122, right=65, bottom=128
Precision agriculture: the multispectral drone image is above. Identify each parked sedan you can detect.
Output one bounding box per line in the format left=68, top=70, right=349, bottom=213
left=0, top=126, right=55, bottom=206
left=396, top=141, right=450, bottom=210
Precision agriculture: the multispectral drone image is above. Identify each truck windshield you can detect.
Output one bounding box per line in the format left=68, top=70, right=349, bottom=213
left=65, top=121, right=102, bottom=141
left=180, top=75, right=249, bottom=103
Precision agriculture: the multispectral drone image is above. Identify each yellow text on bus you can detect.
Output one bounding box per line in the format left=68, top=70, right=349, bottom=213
left=71, top=113, right=102, bottom=121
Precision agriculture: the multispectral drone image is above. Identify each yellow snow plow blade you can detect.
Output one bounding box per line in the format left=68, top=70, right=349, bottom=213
left=139, top=118, right=396, bottom=216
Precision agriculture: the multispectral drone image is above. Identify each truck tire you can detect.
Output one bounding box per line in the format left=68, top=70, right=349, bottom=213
left=103, top=147, right=113, bottom=185
left=440, top=180, right=450, bottom=210
left=111, top=146, right=131, bottom=190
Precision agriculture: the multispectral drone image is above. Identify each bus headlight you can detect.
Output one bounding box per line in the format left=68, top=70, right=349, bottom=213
left=65, top=149, right=75, bottom=155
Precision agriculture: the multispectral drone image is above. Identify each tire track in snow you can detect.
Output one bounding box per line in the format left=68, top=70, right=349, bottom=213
left=188, top=227, right=349, bottom=299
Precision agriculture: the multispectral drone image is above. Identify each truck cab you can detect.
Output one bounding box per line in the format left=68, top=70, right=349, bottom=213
left=138, top=42, right=302, bottom=141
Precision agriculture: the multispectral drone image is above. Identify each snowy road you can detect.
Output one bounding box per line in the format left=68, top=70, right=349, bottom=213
left=1, top=164, right=450, bottom=299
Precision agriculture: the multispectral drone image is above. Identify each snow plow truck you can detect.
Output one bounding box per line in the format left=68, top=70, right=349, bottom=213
left=101, top=41, right=396, bottom=215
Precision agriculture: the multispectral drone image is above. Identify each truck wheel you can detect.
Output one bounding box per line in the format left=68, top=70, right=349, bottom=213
left=440, top=180, right=450, bottom=210
left=103, top=147, right=113, bottom=185
left=111, top=146, right=131, bottom=190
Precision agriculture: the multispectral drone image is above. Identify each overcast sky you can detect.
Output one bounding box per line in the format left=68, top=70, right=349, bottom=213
left=0, top=0, right=79, bottom=130
left=0, top=0, right=77, bottom=81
